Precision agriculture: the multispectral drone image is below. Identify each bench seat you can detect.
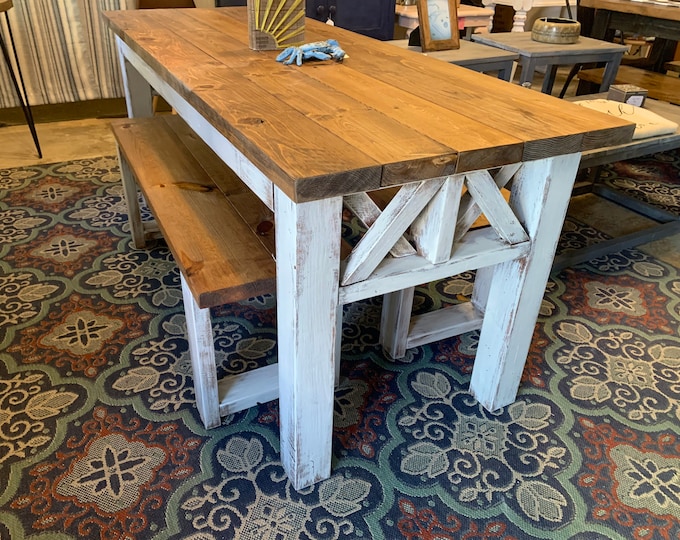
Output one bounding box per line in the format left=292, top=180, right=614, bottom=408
left=577, top=65, right=680, bottom=105
left=112, top=114, right=277, bottom=429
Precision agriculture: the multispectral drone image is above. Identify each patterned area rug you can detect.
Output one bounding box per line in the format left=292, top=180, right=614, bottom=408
left=1, top=150, right=680, bottom=540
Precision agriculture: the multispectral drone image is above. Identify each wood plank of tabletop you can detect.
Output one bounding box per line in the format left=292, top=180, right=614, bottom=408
left=209, top=9, right=633, bottom=171
left=104, top=8, right=633, bottom=199
left=213, top=9, right=632, bottom=159
left=106, top=9, right=519, bottom=198
left=106, top=9, right=386, bottom=200
left=579, top=0, right=680, bottom=22
left=178, top=9, right=524, bottom=177
left=315, top=26, right=634, bottom=157
left=151, top=9, right=471, bottom=182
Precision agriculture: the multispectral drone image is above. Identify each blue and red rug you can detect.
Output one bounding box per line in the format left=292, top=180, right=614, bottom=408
left=1, top=150, right=680, bottom=539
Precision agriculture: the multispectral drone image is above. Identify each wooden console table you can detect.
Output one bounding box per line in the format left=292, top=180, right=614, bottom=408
left=580, top=0, right=680, bottom=42
left=104, top=7, right=632, bottom=490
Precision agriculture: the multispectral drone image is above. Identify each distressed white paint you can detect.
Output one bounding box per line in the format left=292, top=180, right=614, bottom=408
left=469, top=153, right=581, bottom=411
left=380, top=287, right=415, bottom=359
left=181, top=274, right=222, bottom=429
left=454, top=164, right=521, bottom=241
left=116, top=147, right=146, bottom=249
left=410, top=175, right=465, bottom=264
left=464, top=171, right=529, bottom=244
left=340, top=226, right=530, bottom=304
left=344, top=193, right=416, bottom=258
left=218, top=364, right=279, bottom=415
left=275, top=188, right=343, bottom=490
left=407, top=302, right=484, bottom=349
left=342, top=179, right=445, bottom=286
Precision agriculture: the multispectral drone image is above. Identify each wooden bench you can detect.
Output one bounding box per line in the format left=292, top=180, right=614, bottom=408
left=552, top=95, right=680, bottom=272
left=111, top=114, right=278, bottom=429
left=577, top=65, right=680, bottom=105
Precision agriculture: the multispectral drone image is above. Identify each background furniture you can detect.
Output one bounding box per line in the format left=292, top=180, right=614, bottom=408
left=558, top=0, right=679, bottom=97
left=395, top=3, right=494, bottom=38
left=472, top=31, right=628, bottom=94
left=553, top=95, right=680, bottom=272
left=481, top=0, right=565, bottom=31
left=306, top=0, right=396, bottom=40
left=0, top=0, right=40, bottom=157
left=388, top=38, right=518, bottom=80
left=577, top=64, right=680, bottom=103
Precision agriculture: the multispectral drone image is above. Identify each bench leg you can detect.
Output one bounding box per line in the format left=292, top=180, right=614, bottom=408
left=117, top=147, right=147, bottom=249
left=380, top=287, right=415, bottom=359
left=181, top=273, right=221, bottom=429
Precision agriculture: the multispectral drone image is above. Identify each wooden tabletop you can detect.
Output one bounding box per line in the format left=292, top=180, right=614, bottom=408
left=472, top=32, right=629, bottom=58
left=579, top=0, right=680, bottom=22
left=103, top=8, right=633, bottom=202
left=0, top=0, right=13, bottom=13
left=388, top=38, right=519, bottom=65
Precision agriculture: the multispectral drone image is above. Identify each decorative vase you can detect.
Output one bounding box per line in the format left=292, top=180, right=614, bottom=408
left=531, top=17, right=581, bottom=44
left=247, top=0, right=306, bottom=50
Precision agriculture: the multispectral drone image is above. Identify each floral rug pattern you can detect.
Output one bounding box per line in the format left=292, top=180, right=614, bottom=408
left=1, top=150, right=680, bottom=539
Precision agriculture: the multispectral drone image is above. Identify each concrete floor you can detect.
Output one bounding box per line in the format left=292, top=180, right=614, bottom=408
left=2, top=72, right=679, bottom=268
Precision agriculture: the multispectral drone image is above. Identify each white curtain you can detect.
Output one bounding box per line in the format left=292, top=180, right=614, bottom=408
left=0, top=0, right=137, bottom=108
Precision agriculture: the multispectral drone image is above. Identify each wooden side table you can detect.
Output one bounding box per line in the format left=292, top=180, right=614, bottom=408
left=472, top=31, right=628, bottom=94
left=0, top=0, right=41, bottom=158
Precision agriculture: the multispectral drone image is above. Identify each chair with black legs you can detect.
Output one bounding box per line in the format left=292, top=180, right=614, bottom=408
left=0, top=0, right=41, bottom=158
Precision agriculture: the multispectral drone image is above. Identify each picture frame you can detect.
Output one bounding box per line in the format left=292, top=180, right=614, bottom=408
left=416, top=0, right=460, bottom=52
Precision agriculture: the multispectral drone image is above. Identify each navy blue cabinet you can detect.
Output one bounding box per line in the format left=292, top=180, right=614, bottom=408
left=216, top=0, right=395, bottom=41
left=306, top=0, right=395, bottom=41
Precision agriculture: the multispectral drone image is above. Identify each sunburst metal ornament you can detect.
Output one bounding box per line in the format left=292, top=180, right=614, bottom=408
left=248, top=0, right=306, bottom=51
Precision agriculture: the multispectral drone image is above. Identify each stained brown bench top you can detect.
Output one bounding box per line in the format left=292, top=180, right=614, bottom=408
left=111, top=115, right=276, bottom=308
left=578, top=65, right=680, bottom=105
left=104, top=7, right=634, bottom=202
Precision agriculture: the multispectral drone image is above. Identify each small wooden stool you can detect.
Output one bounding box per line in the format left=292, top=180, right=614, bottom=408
left=0, top=0, right=41, bottom=158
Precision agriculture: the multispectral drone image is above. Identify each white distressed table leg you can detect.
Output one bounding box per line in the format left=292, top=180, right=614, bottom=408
left=116, top=37, right=154, bottom=118
left=181, top=274, right=221, bottom=429
left=275, top=188, right=343, bottom=490
left=469, top=153, right=580, bottom=411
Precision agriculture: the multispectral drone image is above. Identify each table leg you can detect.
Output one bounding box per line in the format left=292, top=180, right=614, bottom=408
left=518, top=58, right=536, bottom=87
left=116, top=38, right=154, bottom=118
left=469, top=153, right=580, bottom=411
left=542, top=64, right=559, bottom=94
left=599, top=56, right=623, bottom=92
left=274, top=188, right=343, bottom=490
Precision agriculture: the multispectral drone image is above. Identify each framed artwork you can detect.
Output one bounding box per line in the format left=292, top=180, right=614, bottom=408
left=416, top=0, right=460, bottom=52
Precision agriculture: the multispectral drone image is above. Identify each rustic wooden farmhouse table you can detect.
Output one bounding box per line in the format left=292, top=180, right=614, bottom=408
left=103, top=7, right=633, bottom=490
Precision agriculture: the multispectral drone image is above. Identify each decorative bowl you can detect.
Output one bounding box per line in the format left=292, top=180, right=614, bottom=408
left=531, top=17, right=581, bottom=44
